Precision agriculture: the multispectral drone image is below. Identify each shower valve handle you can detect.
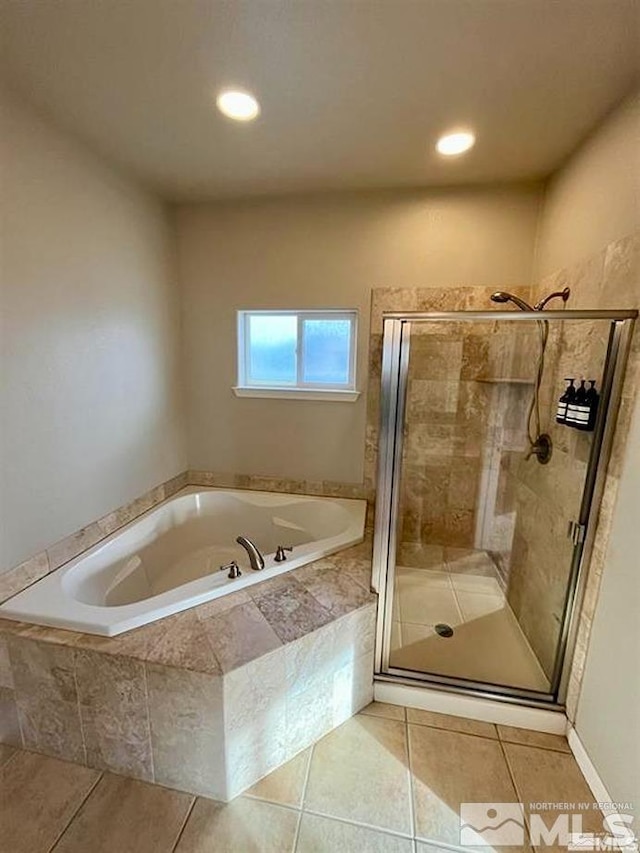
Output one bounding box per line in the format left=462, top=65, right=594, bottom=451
left=274, top=545, right=293, bottom=562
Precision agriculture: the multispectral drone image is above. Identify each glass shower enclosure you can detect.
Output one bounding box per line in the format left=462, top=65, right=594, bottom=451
left=372, top=309, right=636, bottom=706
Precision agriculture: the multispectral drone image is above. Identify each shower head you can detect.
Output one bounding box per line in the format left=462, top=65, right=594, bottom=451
left=534, top=287, right=571, bottom=311
left=490, top=291, right=535, bottom=312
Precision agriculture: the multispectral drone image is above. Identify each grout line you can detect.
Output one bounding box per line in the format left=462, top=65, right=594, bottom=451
left=497, top=734, right=571, bottom=755
left=301, top=807, right=414, bottom=840
left=406, top=719, right=500, bottom=744
left=169, top=795, right=198, bottom=853
left=0, top=747, right=20, bottom=769
left=405, top=712, right=418, bottom=841
left=299, top=743, right=314, bottom=811
left=293, top=746, right=315, bottom=851
left=141, top=663, right=156, bottom=783
left=497, top=737, right=535, bottom=850
left=48, top=770, right=104, bottom=853
left=71, top=648, right=88, bottom=767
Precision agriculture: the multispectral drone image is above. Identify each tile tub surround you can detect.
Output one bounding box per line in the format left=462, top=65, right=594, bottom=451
left=0, top=540, right=376, bottom=801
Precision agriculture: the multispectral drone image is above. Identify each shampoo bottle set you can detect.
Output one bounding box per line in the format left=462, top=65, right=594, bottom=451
left=556, top=378, right=599, bottom=431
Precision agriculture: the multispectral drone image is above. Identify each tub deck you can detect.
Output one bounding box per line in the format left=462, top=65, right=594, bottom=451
left=0, top=539, right=376, bottom=800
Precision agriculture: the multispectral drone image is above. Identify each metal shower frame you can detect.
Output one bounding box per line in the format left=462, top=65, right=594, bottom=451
left=372, top=309, right=637, bottom=709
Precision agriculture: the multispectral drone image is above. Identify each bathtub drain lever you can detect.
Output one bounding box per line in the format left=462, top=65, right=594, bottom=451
left=274, top=545, right=293, bottom=562
left=220, top=561, right=242, bottom=579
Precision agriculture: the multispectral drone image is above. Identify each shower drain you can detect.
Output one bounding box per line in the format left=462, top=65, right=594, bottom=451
left=435, top=623, right=454, bottom=638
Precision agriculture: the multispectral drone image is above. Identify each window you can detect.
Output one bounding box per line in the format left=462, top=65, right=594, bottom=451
left=235, top=310, right=359, bottom=400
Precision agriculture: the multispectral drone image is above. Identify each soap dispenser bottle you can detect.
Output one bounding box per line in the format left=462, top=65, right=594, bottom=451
left=556, top=378, right=575, bottom=425
left=567, top=379, right=587, bottom=428
left=582, top=380, right=599, bottom=432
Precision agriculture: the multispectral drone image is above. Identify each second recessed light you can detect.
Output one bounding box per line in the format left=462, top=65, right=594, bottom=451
left=436, top=130, right=476, bottom=156
left=216, top=89, right=260, bottom=122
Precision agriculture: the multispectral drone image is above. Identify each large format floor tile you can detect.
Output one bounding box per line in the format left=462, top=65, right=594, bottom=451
left=53, top=772, right=194, bottom=853
left=0, top=751, right=100, bottom=853
left=408, top=724, right=529, bottom=849
left=174, top=796, right=299, bottom=853
left=304, top=714, right=412, bottom=835
left=503, top=742, right=604, bottom=852
left=497, top=724, right=571, bottom=753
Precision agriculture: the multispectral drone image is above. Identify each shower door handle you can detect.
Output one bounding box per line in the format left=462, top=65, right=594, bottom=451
left=567, top=520, right=586, bottom=546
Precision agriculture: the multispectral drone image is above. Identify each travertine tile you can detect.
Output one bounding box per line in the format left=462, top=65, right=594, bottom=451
left=407, top=708, right=497, bottom=739
left=409, top=725, right=520, bottom=846
left=0, top=750, right=100, bottom=853
left=0, top=634, right=13, bottom=688
left=0, top=743, right=15, bottom=765
left=497, top=724, right=570, bottom=752
left=146, top=663, right=225, bottom=799
left=223, top=649, right=288, bottom=796
left=297, top=813, right=414, bottom=852
left=295, top=560, right=375, bottom=616
left=73, top=612, right=181, bottom=664
left=46, top=522, right=105, bottom=571
left=0, top=550, right=49, bottom=603
left=8, top=636, right=84, bottom=761
left=97, top=485, right=166, bottom=537
left=360, top=701, right=406, bottom=721
left=0, top=686, right=21, bottom=745
left=145, top=611, right=221, bottom=675
left=244, top=746, right=311, bottom=808
left=200, top=601, right=282, bottom=673
left=54, top=772, right=193, bottom=853
left=175, top=796, right=298, bottom=853
left=75, top=649, right=153, bottom=780
left=305, top=715, right=412, bottom=835
left=252, top=578, right=334, bottom=643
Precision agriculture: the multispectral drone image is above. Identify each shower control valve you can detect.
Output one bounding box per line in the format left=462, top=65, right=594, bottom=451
left=274, top=545, right=293, bottom=562
left=220, top=561, right=242, bottom=579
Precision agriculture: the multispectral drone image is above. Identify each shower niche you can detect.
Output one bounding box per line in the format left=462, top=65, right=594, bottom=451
left=372, top=308, right=636, bottom=706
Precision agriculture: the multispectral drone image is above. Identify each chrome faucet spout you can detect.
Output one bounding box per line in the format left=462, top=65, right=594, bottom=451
left=236, top=536, right=265, bottom=571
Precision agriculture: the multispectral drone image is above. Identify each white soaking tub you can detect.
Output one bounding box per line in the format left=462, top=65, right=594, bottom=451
left=0, top=488, right=367, bottom=636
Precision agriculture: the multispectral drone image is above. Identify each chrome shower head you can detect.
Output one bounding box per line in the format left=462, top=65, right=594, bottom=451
left=490, top=291, right=535, bottom=312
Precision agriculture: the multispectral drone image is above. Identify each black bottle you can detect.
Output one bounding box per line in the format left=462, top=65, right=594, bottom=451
left=567, top=379, right=588, bottom=429
left=556, top=378, right=575, bottom=425
left=581, top=380, right=599, bottom=432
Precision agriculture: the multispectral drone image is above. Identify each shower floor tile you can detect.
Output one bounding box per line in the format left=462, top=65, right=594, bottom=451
left=390, top=556, right=549, bottom=693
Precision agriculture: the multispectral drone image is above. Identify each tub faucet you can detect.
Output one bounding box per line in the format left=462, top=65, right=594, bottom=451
left=236, top=536, right=265, bottom=571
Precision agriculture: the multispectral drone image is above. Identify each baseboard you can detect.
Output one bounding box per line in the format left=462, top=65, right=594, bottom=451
left=567, top=726, right=616, bottom=811
left=374, top=680, right=567, bottom=734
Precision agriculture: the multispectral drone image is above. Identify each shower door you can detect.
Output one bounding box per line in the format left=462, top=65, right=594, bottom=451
left=373, top=310, right=635, bottom=705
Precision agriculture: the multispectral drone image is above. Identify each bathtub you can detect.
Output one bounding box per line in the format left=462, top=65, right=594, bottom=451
left=0, top=488, right=367, bottom=636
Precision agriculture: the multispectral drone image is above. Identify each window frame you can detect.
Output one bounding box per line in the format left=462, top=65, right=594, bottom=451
left=234, top=309, right=360, bottom=401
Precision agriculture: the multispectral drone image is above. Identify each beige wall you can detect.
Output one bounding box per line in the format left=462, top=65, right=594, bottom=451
left=0, top=89, right=187, bottom=570
left=535, top=89, right=640, bottom=803
left=535, top=90, right=640, bottom=278
left=176, top=186, right=541, bottom=483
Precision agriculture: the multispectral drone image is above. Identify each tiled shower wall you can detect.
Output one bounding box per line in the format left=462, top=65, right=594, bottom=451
left=534, top=230, right=640, bottom=717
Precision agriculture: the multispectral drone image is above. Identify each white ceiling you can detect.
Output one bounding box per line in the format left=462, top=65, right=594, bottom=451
left=2, top=0, right=639, bottom=201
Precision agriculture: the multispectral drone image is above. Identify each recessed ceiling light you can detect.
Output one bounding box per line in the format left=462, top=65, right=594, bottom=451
left=216, top=89, right=260, bottom=122
left=436, top=130, right=476, bottom=157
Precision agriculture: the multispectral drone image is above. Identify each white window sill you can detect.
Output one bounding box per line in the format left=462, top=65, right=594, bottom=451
left=233, top=386, right=361, bottom=402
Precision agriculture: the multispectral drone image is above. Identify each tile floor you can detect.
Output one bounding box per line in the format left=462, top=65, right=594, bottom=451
left=390, top=548, right=549, bottom=692
left=1, top=702, right=603, bottom=852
